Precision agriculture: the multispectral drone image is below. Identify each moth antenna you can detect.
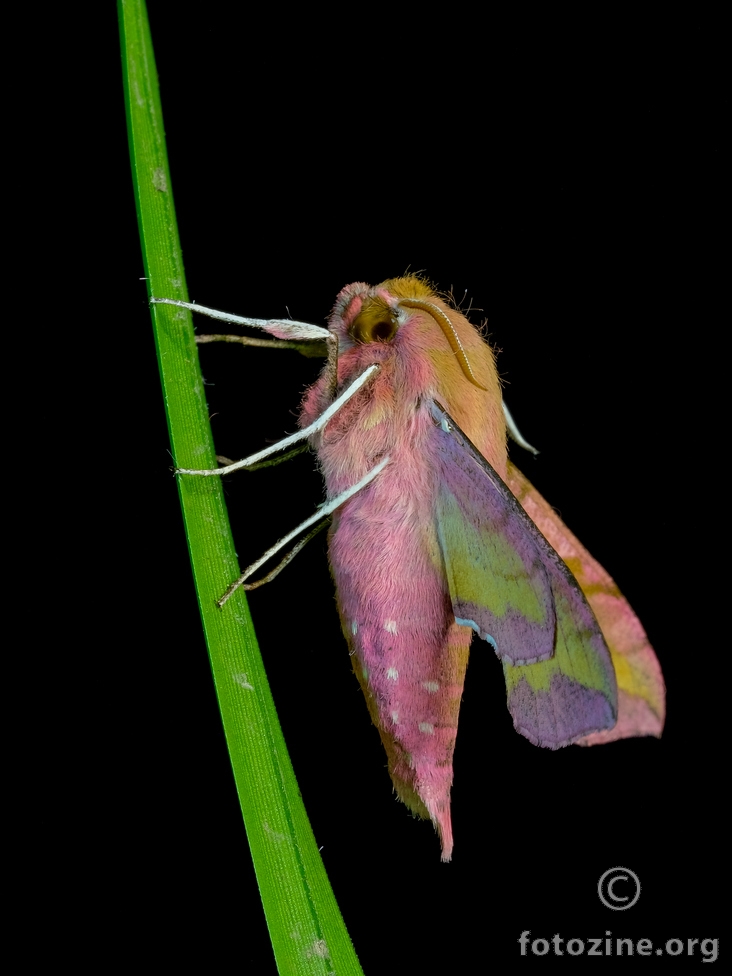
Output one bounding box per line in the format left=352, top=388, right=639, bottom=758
left=502, top=401, right=540, bottom=455
left=398, top=297, right=489, bottom=391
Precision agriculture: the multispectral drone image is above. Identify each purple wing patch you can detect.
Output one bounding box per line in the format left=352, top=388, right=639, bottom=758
left=430, top=401, right=556, bottom=665
left=429, top=400, right=617, bottom=745
left=508, top=673, right=616, bottom=748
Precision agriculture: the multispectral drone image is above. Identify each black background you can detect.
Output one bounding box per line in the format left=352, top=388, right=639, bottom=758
left=80, top=4, right=724, bottom=970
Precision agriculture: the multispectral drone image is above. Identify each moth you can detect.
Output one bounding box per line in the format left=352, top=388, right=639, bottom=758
left=154, top=276, right=665, bottom=861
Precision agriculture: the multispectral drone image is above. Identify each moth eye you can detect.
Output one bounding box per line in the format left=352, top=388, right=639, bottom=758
left=350, top=306, right=399, bottom=344
left=370, top=318, right=398, bottom=342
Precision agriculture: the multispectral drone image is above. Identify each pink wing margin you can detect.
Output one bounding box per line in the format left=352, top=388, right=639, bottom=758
left=505, top=463, right=665, bottom=744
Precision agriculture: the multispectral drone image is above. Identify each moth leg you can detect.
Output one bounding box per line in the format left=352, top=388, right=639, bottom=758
left=195, top=333, right=326, bottom=357
left=502, top=401, right=539, bottom=455
left=323, top=332, right=339, bottom=401
left=218, top=454, right=390, bottom=607
left=216, top=443, right=310, bottom=471
left=241, top=519, right=330, bottom=590
left=177, top=364, right=380, bottom=477
left=151, top=296, right=330, bottom=342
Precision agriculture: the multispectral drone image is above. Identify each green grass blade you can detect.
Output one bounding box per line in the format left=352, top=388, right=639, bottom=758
left=118, top=3, right=363, bottom=972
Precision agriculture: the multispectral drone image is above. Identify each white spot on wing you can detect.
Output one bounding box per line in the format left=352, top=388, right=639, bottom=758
left=422, top=681, right=440, bottom=693
left=391, top=711, right=399, bottom=724
left=419, top=722, right=435, bottom=734
left=384, top=619, right=398, bottom=634
left=386, top=667, right=399, bottom=681
left=351, top=620, right=358, bottom=635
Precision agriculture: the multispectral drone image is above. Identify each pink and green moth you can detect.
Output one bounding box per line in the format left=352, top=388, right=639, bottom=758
left=155, top=275, right=665, bottom=862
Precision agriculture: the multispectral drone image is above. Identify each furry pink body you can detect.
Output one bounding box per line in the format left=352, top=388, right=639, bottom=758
left=295, top=277, right=664, bottom=860
left=300, top=281, right=506, bottom=859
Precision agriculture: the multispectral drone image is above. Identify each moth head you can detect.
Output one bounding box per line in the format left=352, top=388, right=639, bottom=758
left=347, top=275, right=436, bottom=345
left=339, top=275, right=487, bottom=391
